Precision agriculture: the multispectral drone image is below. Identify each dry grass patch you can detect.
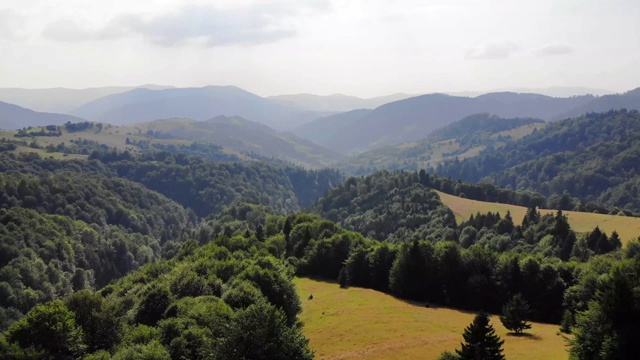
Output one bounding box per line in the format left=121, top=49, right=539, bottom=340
left=436, top=190, right=640, bottom=244
left=296, top=278, right=569, bottom=360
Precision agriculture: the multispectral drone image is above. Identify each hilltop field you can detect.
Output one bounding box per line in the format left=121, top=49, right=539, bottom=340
left=436, top=190, right=640, bottom=244
left=296, top=278, right=569, bottom=360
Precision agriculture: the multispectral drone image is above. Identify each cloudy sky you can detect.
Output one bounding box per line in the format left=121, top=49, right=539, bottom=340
left=0, top=0, right=638, bottom=97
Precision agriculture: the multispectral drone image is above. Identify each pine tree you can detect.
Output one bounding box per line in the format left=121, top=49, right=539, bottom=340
left=499, top=293, right=532, bottom=335
left=456, top=312, right=505, bottom=360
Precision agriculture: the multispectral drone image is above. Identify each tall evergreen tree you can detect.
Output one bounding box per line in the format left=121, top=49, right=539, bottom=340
left=456, top=312, right=505, bottom=360
left=499, top=293, right=532, bottom=334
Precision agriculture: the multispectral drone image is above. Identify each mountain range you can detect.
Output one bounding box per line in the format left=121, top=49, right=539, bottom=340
left=293, top=88, right=640, bottom=154
left=69, top=86, right=332, bottom=130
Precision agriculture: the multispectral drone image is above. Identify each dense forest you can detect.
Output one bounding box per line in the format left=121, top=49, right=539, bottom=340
left=435, top=109, right=640, bottom=212
left=1, top=110, right=640, bottom=359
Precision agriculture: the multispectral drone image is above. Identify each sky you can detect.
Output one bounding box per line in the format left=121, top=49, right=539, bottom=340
left=0, top=0, right=639, bottom=97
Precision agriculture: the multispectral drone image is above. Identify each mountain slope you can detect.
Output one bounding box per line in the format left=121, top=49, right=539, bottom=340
left=0, top=101, right=86, bottom=130
left=71, top=86, right=328, bottom=130
left=313, top=92, right=595, bottom=153
left=557, top=87, right=640, bottom=119
left=338, top=113, right=545, bottom=174
left=127, top=116, right=342, bottom=168
left=435, top=109, right=640, bottom=212
left=289, top=109, right=373, bottom=152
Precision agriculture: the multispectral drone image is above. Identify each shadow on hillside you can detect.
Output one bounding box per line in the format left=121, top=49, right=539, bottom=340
left=505, top=332, right=542, bottom=340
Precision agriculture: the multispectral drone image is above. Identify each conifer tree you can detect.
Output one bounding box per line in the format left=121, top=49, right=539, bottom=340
left=456, top=312, right=505, bottom=360
left=499, top=293, right=532, bottom=335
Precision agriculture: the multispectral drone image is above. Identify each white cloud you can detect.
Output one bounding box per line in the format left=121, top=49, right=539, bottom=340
left=466, top=42, right=519, bottom=60
left=42, top=1, right=330, bottom=47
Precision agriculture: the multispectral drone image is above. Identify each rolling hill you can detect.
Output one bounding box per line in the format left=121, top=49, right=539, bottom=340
left=0, top=101, right=86, bottom=130
left=124, top=116, right=342, bottom=168
left=70, top=86, right=332, bottom=130
left=336, top=113, right=545, bottom=174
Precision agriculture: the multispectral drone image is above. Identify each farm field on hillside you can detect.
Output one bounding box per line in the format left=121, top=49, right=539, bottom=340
left=296, top=278, right=569, bottom=360
left=436, top=190, right=640, bottom=244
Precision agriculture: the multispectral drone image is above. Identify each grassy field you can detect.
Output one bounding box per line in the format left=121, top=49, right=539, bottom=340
left=296, top=277, right=569, bottom=360
left=436, top=190, right=640, bottom=244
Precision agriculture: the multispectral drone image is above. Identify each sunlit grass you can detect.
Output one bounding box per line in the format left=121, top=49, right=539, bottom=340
left=437, top=190, right=640, bottom=244
left=296, top=277, right=570, bottom=360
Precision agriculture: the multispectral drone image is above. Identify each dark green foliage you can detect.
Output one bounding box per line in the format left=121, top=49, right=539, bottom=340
left=338, top=267, right=348, bottom=288
left=456, top=312, right=505, bottom=360
left=571, top=259, right=640, bottom=360
left=65, top=290, right=122, bottom=352
left=560, top=309, right=573, bottom=334
left=438, top=351, right=460, bottom=360
left=499, top=293, right=532, bottom=334
left=135, top=284, right=172, bottom=326
left=313, top=171, right=457, bottom=242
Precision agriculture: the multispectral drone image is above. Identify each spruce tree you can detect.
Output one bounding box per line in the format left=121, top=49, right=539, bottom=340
left=499, top=293, right=532, bottom=335
left=456, top=312, right=505, bottom=360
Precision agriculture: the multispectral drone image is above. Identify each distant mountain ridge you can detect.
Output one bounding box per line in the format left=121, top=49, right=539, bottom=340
left=0, top=101, right=85, bottom=130
left=71, top=86, right=333, bottom=130
left=296, top=87, right=640, bottom=154
left=0, top=85, right=172, bottom=114
left=268, top=93, right=416, bottom=112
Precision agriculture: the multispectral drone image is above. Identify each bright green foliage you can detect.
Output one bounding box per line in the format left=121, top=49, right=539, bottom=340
left=456, top=312, right=505, bottom=360
left=218, top=301, right=313, bottom=360
left=4, top=300, right=86, bottom=359
left=499, top=293, right=532, bottom=334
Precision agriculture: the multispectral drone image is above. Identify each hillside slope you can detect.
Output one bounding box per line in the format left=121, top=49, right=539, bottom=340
left=126, top=116, right=341, bottom=168
left=0, top=101, right=85, bottom=130
left=337, top=113, right=545, bottom=174
left=436, top=190, right=640, bottom=243
left=296, top=278, right=568, bottom=360
left=435, top=109, right=640, bottom=212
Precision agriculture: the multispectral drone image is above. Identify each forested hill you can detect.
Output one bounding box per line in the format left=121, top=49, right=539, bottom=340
left=0, top=150, right=340, bottom=334
left=338, top=113, right=544, bottom=175
left=312, top=171, right=458, bottom=242
left=435, top=109, right=640, bottom=212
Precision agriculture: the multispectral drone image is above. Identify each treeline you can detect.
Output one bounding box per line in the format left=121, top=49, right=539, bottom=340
left=435, top=109, right=640, bottom=213
left=2, top=199, right=638, bottom=358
